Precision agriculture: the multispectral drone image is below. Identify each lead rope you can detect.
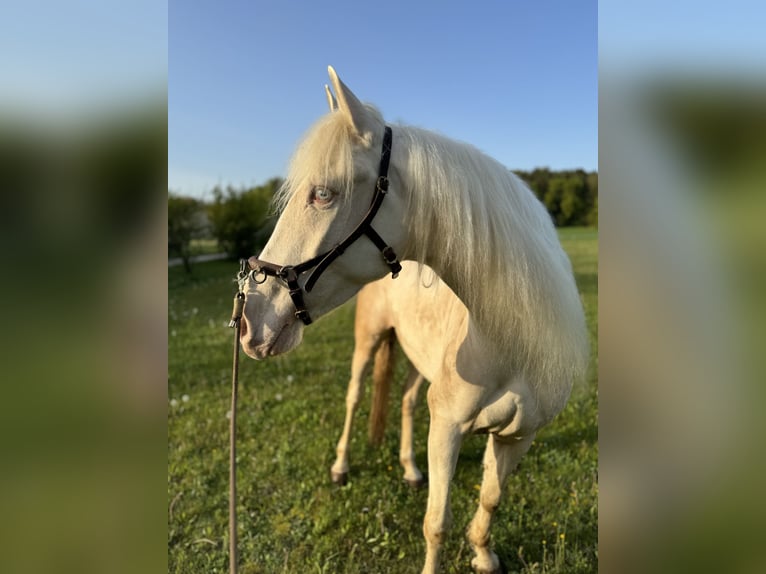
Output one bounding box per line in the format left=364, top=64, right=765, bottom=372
left=227, top=259, right=248, bottom=574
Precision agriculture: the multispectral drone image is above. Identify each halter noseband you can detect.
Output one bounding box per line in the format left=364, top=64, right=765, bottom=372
left=247, top=126, right=402, bottom=325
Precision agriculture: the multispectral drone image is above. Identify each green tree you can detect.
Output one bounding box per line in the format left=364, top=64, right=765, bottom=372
left=543, top=177, right=565, bottom=225
left=528, top=167, right=552, bottom=202
left=207, top=179, right=281, bottom=259
left=587, top=193, right=598, bottom=227
left=586, top=172, right=598, bottom=227
left=168, top=193, right=205, bottom=273
left=559, top=175, right=586, bottom=225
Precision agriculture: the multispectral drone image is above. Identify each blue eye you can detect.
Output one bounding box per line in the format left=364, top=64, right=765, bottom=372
left=312, top=186, right=335, bottom=205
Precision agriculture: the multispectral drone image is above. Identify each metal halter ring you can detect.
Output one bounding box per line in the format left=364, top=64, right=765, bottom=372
left=249, top=268, right=268, bottom=285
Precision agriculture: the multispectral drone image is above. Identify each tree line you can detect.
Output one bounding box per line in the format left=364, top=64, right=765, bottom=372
left=168, top=177, right=281, bottom=272
left=169, top=169, right=597, bottom=271
left=513, top=168, right=598, bottom=227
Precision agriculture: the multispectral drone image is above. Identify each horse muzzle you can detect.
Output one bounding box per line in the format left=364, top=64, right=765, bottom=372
left=240, top=314, right=304, bottom=360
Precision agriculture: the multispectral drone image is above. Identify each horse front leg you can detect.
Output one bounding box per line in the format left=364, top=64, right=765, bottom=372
left=400, top=365, right=426, bottom=487
left=329, top=333, right=379, bottom=485
left=467, top=433, right=535, bottom=574
left=421, top=414, right=463, bottom=574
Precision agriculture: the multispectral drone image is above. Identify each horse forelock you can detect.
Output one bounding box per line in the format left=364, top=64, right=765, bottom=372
left=274, top=106, right=384, bottom=214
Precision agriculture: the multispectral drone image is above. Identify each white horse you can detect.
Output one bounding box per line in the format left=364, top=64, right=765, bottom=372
left=241, top=67, right=589, bottom=574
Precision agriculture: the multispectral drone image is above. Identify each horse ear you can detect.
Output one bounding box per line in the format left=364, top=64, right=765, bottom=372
left=324, top=84, right=338, bottom=112
left=327, top=66, right=371, bottom=135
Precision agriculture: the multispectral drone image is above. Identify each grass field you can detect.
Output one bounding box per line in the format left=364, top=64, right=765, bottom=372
left=168, top=227, right=598, bottom=574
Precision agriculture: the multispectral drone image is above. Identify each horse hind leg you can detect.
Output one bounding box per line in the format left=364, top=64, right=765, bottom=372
left=329, top=328, right=389, bottom=485
left=467, top=433, right=535, bottom=574
left=400, top=365, right=426, bottom=487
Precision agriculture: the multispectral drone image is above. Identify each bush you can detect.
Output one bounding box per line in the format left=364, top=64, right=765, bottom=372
left=207, top=179, right=281, bottom=259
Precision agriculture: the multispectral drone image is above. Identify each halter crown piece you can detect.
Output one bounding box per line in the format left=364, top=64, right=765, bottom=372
left=247, top=126, right=402, bottom=325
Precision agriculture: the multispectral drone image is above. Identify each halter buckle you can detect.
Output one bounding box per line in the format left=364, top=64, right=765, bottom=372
left=294, top=309, right=312, bottom=325
left=376, top=176, right=389, bottom=193
left=381, top=246, right=402, bottom=279
left=278, top=266, right=298, bottom=283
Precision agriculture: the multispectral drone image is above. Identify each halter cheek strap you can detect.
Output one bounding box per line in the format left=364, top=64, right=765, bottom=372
left=247, top=126, right=401, bottom=325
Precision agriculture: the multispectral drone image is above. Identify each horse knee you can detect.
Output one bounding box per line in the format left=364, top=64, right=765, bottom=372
left=423, top=521, right=446, bottom=547
left=423, top=510, right=451, bottom=545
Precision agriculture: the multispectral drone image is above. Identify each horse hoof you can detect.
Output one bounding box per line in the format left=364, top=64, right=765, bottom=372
left=405, top=475, right=428, bottom=489
left=330, top=470, right=348, bottom=486
left=471, top=557, right=506, bottom=574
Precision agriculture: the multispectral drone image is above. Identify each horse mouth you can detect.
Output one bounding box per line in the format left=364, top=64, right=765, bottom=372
left=267, top=323, right=296, bottom=356
left=240, top=319, right=301, bottom=360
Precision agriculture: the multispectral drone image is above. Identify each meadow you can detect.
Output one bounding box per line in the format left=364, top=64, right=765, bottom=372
left=168, top=227, right=598, bottom=574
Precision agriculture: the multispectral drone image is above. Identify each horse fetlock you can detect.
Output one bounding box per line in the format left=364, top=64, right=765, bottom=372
left=400, top=456, right=423, bottom=480
left=330, top=469, right=349, bottom=486
left=467, top=519, right=492, bottom=549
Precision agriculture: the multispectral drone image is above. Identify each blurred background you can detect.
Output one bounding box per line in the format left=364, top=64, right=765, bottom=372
left=0, top=1, right=166, bottom=573
left=600, top=1, right=766, bottom=573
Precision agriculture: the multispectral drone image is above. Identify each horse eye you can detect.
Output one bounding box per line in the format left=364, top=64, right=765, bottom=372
left=312, top=186, right=335, bottom=205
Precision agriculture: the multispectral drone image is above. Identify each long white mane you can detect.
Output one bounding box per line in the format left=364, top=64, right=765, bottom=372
left=396, top=123, right=589, bottom=396
left=276, top=108, right=589, bottom=398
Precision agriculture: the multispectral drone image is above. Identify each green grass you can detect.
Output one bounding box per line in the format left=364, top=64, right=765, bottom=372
left=169, top=227, right=598, bottom=573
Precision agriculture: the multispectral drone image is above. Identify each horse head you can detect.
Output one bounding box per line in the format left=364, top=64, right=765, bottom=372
left=240, top=67, right=407, bottom=359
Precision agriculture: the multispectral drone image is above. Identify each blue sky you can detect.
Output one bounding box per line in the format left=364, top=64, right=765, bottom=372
left=2, top=1, right=762, bottom=201
left=169, top=0, right=597, bottom=198
left=1, top=0, right=166, bottom=114
left=599, top=0, right=766, bottom=75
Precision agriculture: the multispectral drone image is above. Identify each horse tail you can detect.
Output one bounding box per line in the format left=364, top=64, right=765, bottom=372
left=368, top=328, right=397, bottom=447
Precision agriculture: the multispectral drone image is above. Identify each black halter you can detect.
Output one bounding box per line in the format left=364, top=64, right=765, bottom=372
left=247, top=126, right=402, bottom=325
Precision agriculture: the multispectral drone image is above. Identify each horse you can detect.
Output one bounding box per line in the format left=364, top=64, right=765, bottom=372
left=240, top=66, right=589, bottom=574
